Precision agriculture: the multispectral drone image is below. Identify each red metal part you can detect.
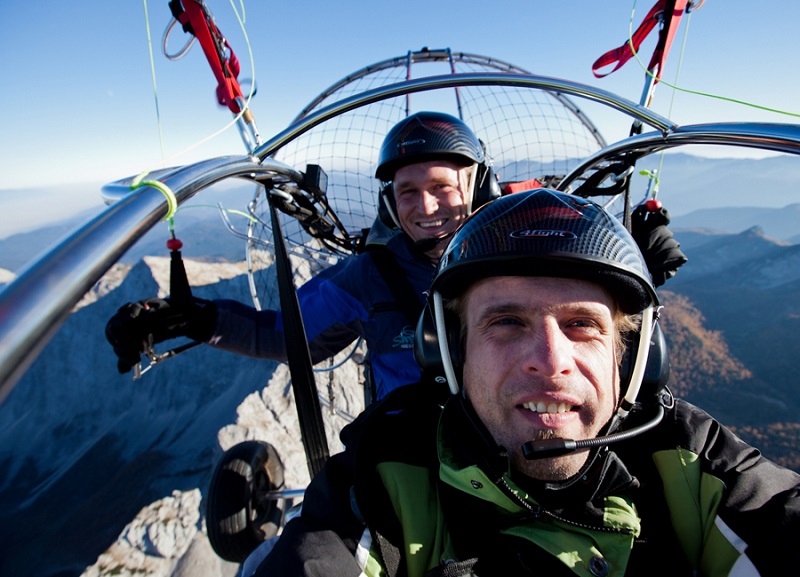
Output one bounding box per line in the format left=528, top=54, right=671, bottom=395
left=172, top=0, right=245, bottom=113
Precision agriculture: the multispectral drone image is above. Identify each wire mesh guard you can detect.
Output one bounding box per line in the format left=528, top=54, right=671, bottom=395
left=245, top=49, right=608, bottom=314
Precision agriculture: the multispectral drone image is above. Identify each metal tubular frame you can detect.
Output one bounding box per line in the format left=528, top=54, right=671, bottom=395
left=561, top=122, right=800, bottom=189
left=0, top=156, right=302, bottom=402
left=253, top=72, right=677, bottom=160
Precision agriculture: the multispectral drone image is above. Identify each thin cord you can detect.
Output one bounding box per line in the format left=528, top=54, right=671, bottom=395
left=139, top=0, right=258, bottom=176
left=649, top=3, right=698, bottom=196
left=228, top=0, right=257, bottom=103
left=656, top=3, right=696, bottom=197
left=626, top=0, right=800, bottom=119
left=142, top=0, right=166, bottom=160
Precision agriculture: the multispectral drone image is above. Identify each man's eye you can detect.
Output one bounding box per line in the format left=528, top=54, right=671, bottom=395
left=492, top=317, right=522, bottom=326
left=566, top=319, right=605, bottom=335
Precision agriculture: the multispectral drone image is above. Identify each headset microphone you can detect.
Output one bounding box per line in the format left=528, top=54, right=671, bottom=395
left=413, top=231, right=456, bottom=255
left=522, top=403, right=666, bottom=460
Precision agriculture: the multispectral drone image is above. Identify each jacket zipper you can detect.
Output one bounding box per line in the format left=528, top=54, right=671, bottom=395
left=494, top=476, right=634, bottom=535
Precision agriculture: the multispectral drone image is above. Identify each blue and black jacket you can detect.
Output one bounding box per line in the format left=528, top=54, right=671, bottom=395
left=208, top=230, right=435, bottom=400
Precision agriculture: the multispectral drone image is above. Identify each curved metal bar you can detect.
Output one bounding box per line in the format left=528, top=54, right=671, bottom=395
left=560, top=122, right=800, bottom=189
left=253, top=72, right=677, bottom=160
left=0, top=155, right=303, bottom=403
left=291, top=49, right=528, bottom=122
left=659, top=122, right=800, bottom=153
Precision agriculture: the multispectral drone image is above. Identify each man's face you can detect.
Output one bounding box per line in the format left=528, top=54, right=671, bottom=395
left=392, top=160, right=470, bottom=259
left=460, top=276, right=621, bottom=481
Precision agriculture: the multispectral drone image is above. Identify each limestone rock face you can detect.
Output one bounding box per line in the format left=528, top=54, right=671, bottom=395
left=0, top=255, right=365, bottom=577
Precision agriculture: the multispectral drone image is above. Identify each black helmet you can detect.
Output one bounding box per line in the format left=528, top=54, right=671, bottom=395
left=433, top=188, right=658, bottom=313
left=375, top=111, right=485, bottom=182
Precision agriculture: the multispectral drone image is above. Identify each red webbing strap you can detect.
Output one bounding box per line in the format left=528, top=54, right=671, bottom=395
left=170, top=0, right=245, bottom=113
left=592, top=0, right=688, bottom=83
left=501, top=178, right=543, bottom=195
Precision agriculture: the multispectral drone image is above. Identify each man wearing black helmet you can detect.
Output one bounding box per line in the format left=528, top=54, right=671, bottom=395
left=374, top=111, right=501, bottom=259
left=105, top=112, right=684, bottom=403
left=252, top=189, right=799, bottom=577
left=105, top=112, right=504, bottom=400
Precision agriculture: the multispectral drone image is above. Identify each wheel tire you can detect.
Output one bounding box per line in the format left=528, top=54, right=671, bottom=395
left=206, top=440, right=286, bottom=563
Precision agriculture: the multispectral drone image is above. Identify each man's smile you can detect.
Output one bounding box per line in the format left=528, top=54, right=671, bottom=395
left=417, top=218, right=447, bottom=229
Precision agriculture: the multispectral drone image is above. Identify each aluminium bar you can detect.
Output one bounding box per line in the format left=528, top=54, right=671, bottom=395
left=560, top=122, right=800, bottom=190
left=0, top=155, right=302, bottom=403
left=256, top=72, right=676, bottom=160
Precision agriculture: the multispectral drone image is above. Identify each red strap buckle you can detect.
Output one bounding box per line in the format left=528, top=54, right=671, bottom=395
left=592, top=0, right=688, bottom=83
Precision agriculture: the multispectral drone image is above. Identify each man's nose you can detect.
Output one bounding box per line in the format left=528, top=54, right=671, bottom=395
left=523, top=320, right=573, bottom=377
left=419, top=189, right=439, bottom=213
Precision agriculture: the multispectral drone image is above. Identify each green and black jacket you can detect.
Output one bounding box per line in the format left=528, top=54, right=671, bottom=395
left=256, top=383, right=800, bottom=576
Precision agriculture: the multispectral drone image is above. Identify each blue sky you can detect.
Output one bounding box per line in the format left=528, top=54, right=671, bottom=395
left=1, top=0, right=799, bottom=236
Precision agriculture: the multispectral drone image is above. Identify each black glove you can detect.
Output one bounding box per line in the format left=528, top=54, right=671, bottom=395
left=631, top=203, right=688, bottom=287
left=105, top=297, right=216, bottom=374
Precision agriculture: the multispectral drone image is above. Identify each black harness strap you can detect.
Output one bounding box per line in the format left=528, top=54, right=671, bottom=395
left=268, top=190, right=330, bottom=478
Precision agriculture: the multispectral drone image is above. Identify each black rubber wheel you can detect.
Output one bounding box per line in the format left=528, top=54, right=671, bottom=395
left=206, top=440, right=286, bottom=563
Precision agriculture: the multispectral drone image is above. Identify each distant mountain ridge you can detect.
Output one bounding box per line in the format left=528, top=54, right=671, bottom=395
left=626, top=152, right=800, bottom=216
left=664, top=226, right=800, bottom=470
left=673, top=226, right=800, bottom=286
left=2, top=152, right=800, bottom=277
left=673, top=204, right=800, bottom=243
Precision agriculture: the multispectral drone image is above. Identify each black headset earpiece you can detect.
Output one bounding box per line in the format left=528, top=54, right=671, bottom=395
left=414, top=300, right=462, bottom=384
left=377, top=183, right=399, bottom=229
left=619, top=320, right=670, bottom=405
left=473, top=162, right=501, bottom=210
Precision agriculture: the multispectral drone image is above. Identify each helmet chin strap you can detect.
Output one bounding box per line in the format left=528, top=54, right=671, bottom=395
left=381, top=186, right=403, bottom=230
left=464, top=163, right=479, bottom=215
left=607, top=305, right=657, bottom=432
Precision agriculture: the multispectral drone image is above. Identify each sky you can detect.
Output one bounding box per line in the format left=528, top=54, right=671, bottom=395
left=2, top=0, right=800, bottom=237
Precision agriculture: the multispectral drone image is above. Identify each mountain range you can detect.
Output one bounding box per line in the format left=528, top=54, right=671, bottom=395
left=3, top=152, right=800, bottom=277
left=0, top=253, right=366, bottom=576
